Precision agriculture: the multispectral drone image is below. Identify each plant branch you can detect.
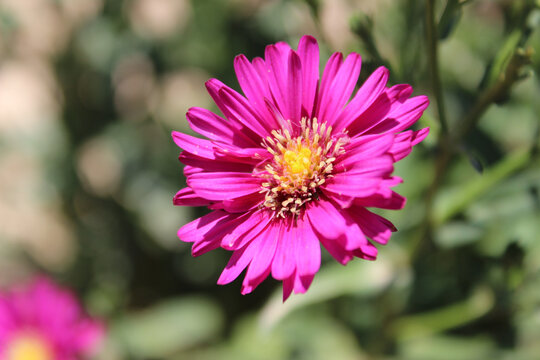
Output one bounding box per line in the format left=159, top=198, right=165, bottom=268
left=425, top=0, right=449, bottom=136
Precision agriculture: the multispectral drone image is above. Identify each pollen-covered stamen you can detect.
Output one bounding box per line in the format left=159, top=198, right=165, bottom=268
left=258, top=118, right=348, bottom=217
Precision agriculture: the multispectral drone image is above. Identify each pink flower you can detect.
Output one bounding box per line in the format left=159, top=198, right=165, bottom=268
left=0, top=277, right=104, bottom=360
left=173, top=35, right=429, bottom=300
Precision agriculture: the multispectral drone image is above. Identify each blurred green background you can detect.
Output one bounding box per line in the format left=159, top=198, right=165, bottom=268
left=0, top=0, right=539, bottom=359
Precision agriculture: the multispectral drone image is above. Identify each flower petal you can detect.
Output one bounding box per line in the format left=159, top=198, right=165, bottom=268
left=318, top=53, right=362, bottom=125
left=217, top=241, right=259, bottom=285
left=323, top=173, right=382, bottom=199
left=271, top=223, right=296, bottom=280
left=187, top=107, right=256, bottom=147
left=234, top=55, right=280, bottom=130
left=306, top=199, right=350, bottom=240
left=217, top=86, right=271, bottom=138
left=347, top=207, right=396, bottom=245
left=187, top=172, right=261, bottom=201
left=368, top=95, right=430, bottom=134
left=388, top=128, right=430, bottom=161
left=205, top=79, right=268, bottom=139
left=334, top=155, right=394, bottom=178
left=294, top=218, right=321, bottom=277
left=264, top=46, right=303, bottom=123
left=178, top=210, right=245, bottom=256
left=282, top=271, right=295, bottom=301
left=354, top=191, right=406, bottom=210
left=221, top=210, right=272, bottom=250
left=297, top=35, right=319, bottom=118
left=222, top=192, right=264, bottom=213
left=243, top=227, right=279, bottom=288
left=333, top=65, right=389, bottom=128
left=179, top=152, right=255, bottom=174
left=293, top=272, right=315, bottom=295
left=173, top=187, right=211, bottom=207
left=285, top=50, right=302, bottom=124
left=335, top=134, right=394, bottom=171
left=172, top=131, right=216, bottom=159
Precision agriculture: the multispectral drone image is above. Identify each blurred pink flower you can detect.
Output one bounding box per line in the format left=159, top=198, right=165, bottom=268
left=173, top=35, right=429, bottom=300
left=0, top=277, right=104, bottom=360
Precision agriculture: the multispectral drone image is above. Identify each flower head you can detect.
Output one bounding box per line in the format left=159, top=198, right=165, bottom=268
left=173, top=35, right=429, bottom=300
left=0, top=277, right=104, bottom=360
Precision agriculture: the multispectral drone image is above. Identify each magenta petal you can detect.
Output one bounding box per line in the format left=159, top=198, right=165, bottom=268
left=222, top=192, right=264, bottom=213
left=187, top=172, right=261, bottom=201
left=297, top=35, right=319, bottom=117
left=71, top=319, right=105, bottom=353
left=215, top=143, right=272, bottom=163
left=265, top=45, right=299, bottom=123
left=333, top=66, right=389, bottom=132
left=336, top=139, right=395, bottom=172
left=274, top=41, right=292, bottom=53
left=318, top=52, right=342, bottom=97
left=319, top=52, right=362, bottom=125
left=343, top=132, right=394, bottom=156
left=241, top=267, right=271, bottom=295
left=285, top=50, right=302, bottom=124
left=233, top=55, right=279, bottom=130
left=293, top=272, right=315, bottom=294
left=177, top=210, right=227, bottom=244
left=217, top=241, right=259, bottom=285
left=315, top=209, right=370, bottom=252
left=335, top=155, right=394, bottom=178
left=324, top=174, right=381, bottom=198
left=179, top=152, right=254, bottom=174
left=243, top=227, right=278, bottom=285
left=345, top=93, right=393, bottom=137
left=354, top=191, right=406, bottom=210
left=353, top=243, right=378, bottom=260
left=234, top=55, right=269, bottom=102
left=205, top=79, right=265, bottom=139
left=178, top=210, right=246, bottom=256
left=282, top=272, right=295, bottom=301
left=319, top=236, right=353, bottom=265
left=294, top=218, right=321, bottom=276
left=389, top=128, right=430, bottom=161
left=369, top=95, right=430, bottom=134
left=264, top=45, right=287, bottom=109
left=173, top=187, right=211, bottom=207
left=271, top=224, right=296, bottom=280
left=348, top=207, right=396, bottom=245
left=412, top=127, right=430, bottom=145
left=221, top=210, right=272, bottom=250
left=314, top=52, right=342, bottom=119
left=172, top=131, right=216, bottom=159
left=187, top=107, right=256, bottom=147
left=217, top=86, right=270, bottom=137
left=306, top=199, right=347, bottom=239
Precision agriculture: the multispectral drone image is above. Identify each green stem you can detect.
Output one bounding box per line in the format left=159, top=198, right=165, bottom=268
left=433, top=149, right=533, bottom=226
left=454, top=48, right=533, bottom=141
left=425, top=0, right=449, bottom=136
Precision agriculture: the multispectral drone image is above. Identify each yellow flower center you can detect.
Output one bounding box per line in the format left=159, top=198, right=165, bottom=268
left=5, top=334, right=53, bottom=360
left=258, top=118, right=348, bottom=218
left=283, top=146, right=313, bottom=175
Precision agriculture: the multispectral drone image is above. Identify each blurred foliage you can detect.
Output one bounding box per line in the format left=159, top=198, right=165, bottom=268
left=0, top=0, right=539, bottom=359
